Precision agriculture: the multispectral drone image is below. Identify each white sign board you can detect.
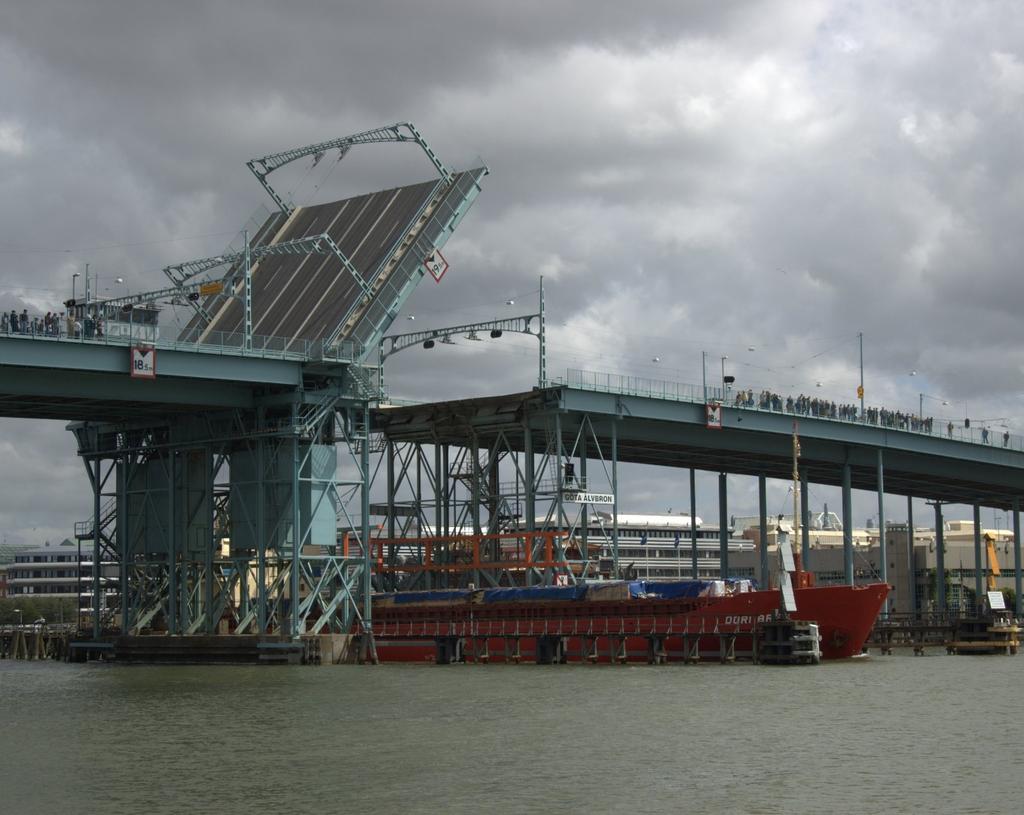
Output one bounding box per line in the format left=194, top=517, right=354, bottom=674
left=425, top=249, right=449, bottom=283
left=555, top=574, right=570, bottom=587
left=562, top=491, right=615, bottom=504
left=130, top=347, right=156, bottom=379
left=705, top=402, right=722, bottom=430
left=988, top=590, right=1006, bottom=611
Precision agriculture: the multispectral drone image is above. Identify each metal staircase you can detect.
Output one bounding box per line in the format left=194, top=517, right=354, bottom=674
left=75, top=496, right=117, bottom=542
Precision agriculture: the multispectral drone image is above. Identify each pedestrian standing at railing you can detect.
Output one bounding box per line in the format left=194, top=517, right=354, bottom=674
left=1, top=312, right=7, bottom=333
left=19, top=309, right=27, bottom=333
left=982, top=427, right=989, bottom=444
left=1004, top=431, right=1011, bottom=447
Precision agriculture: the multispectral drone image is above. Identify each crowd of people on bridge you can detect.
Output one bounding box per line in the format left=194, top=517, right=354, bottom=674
left=731, top=388, right=959, bottom=439
left=734, top=388, right=871, bottom=422
left=1, top=308, right=103, bottom=339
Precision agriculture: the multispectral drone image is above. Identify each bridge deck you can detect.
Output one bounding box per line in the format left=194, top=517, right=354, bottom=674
left=373, top=385, right=1024, bottom=510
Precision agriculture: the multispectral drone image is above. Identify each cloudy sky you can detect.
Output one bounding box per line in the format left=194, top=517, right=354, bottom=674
left=2, top=1, right=1024, bottom=545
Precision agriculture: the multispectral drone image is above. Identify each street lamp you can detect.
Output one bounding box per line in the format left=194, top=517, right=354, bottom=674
left=721, top=355, right=734, bottom=398
left=13, top=607, right=22, bottom=627
left=919, top=392, right=949, bottom=421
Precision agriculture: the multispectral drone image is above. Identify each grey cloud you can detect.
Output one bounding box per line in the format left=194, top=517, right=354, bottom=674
left=3, top=1, right=1024, bottom=537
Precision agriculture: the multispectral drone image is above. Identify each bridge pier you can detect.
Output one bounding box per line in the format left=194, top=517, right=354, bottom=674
left=758, top=473, right=768, bottom=587
left=1014, top=499, right=1022, bottom=616
left=877, top=450, right=886, bottom=610
left=973, top=504, right=983, bottom=610
left=935, top=502, right=946, bottom=611
left=842, top=460, right=853, bottom=585
left=907, top=496, right=916, bottom=614
left=718, top=472, right=729, bottom=579
left=69, top=393, right=373, bottom=642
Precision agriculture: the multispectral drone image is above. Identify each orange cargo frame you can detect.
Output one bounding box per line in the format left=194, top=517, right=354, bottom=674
left=373, top=531, right=569, bottom=574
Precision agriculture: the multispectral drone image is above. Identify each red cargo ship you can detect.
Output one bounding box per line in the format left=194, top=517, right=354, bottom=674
left=366, top=579, right=890, bottom=663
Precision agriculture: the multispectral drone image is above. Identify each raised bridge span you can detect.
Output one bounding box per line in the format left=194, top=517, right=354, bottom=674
left=0, top=123, right=488, bottom=652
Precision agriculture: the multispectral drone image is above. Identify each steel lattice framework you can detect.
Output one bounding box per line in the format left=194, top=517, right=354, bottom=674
left=247, top=122, right=453, bottom=214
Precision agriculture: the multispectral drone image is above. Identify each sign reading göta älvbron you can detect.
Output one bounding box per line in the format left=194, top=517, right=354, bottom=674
left=561, top=490, right=615, bottom=504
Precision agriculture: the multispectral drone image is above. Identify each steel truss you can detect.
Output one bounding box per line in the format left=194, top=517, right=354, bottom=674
left=247, top=122, right=453, bottom=215
left=371, top=408, right=619, bottom=589
left=71, top=384, right=377, bottom=653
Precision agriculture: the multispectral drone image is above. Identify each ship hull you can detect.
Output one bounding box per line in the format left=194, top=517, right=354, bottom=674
left=366, top=582, right=889, bottom=663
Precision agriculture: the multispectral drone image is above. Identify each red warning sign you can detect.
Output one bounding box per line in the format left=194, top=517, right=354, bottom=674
left=705, top=402, right=723, bottom=430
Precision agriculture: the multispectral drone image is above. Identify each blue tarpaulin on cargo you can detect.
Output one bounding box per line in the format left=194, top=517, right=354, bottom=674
left=629, top=578, right=758, bottom=599
left=631, top=580, right=712, bottom=599
left=482, top=585, right=588, bottom=603
left=392, top=590, right=471, bottom=604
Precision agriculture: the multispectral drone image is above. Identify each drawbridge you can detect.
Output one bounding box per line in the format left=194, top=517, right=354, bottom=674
left=0, top=123, right=487, bottom=656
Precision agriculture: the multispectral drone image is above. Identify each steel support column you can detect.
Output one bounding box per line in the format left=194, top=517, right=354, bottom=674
left=256, top=434, right=267, bottom=634
left=842, top=461, right=853, bottom=585
left=204, top=444, right=214, bottom=634
left=524, top=425, right=535, bottom=586
left=611, top=419, right=619, bottom=578
left=470, top=431, right=482, bottom=536
left=689, top=468, right=697, bottom=579
left=555, top=411, right=564, bottom=539
left=934, top=502, right=945, bottom=612
left=291, top=433, right=301, bottom=638
left=163, top=455, right=176, bottom=634
left=432, top=438, right=441, bottom=591
left=877, top=449, right=887, bottom=596
left=718, top=473, right=728, bottom=579
left=117, top=455, right=128, bottom=633
left=973, top=504, right=983, bottom=610
left=1014, top=498, right=1022, bottom=616
left=171, top=453, right=184, bottom=633
left=386, top=440, right=396, bottom=540
left=361, top=407, right=375, bottom=657
left=758, top=473, right=768, bottom=588
left=92, top=457, right=101, bottom=639
left=907, top=496, right=916, bottom=616
left=580, top=434, right=588, bottom=555
left=442, top=445, right=450, bottom=537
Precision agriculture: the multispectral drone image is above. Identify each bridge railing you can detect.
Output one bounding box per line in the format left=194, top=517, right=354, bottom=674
left=1, top=320, right=363, bottom=364
left=552, top=368, right=1024, bottom=453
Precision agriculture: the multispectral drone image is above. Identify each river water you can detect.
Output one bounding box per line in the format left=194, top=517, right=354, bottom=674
left=1, top=655, right=1021, bottom=814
